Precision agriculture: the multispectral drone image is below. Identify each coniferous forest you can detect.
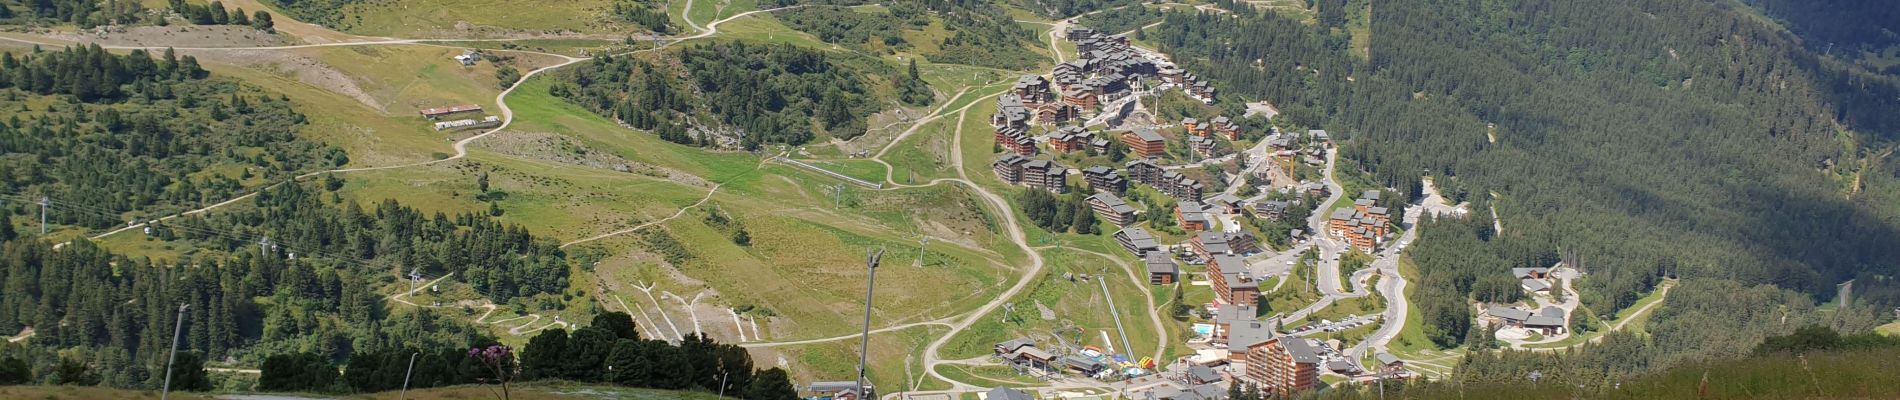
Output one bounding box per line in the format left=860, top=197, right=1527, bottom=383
left=0, top=45, right=344, bottom=228
left=1153, top=0, right=1900, bottom=384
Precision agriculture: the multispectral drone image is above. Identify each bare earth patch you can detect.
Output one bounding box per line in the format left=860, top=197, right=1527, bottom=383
left=187, top=49, right=385, bottom=111
left=40, top=25, right=293, bottom=48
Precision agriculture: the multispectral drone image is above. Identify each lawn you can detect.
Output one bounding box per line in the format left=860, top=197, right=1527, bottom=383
left=759, top=324, right=951, bottom=393
left=936, top=363, right=1046, bottom=387
left=937, top=247, right=1164, bottom=366
left=306, top=0, right=658, bottom=38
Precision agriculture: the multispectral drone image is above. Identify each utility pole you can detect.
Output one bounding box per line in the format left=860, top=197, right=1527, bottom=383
left=161, top=303, right=189, bottom=400
left=399, top=352, right=418, bottom=400
left=38, top=196, right=48, bottom=234
left=854, top=248, right=884, bottom=400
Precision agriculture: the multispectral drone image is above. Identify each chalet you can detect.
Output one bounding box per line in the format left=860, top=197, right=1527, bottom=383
left=1065, top=27, right=1096, bottom=41
left=1375, top=352, right=1405, bottom=375
left=1014, top=75, right=1052, bottom=104
left=1125, top=159, right=1163, bottom=185
left=1114, top=228, right=1160, bottom=256
left=1062, top=86, right=1099, bottom=109
left=994, top=125, right=1025, bottom=149
left=1089, top=137, right=1112, bottom=154
left=1224, top=231, right=1260, bottom=255
left=1011, top=135, right=1039, bottom=156
left=1309, top=130, right=1331, bottom=145
left=1035, top=103, right=1078, bottom=125
left=1021, top=160, right=1067, bottom=193
left=1158, top=172, right=1205, bottom=202
left=1299, top=182, right=1329, bottom=198
left=992, top=155, right=1029, bottom=184
left=1188, top=135, right=1220, bottom=159
left=1123, top=128, right=1167, bottom=158
left=1087, top=193, right=1138, bottom=227
left=1182, top=118, right=1202, bottom=135
left=1080, top=166, right=1127, bottom=193
left=1145, top=251, right=1179, bottom=284
left=420, top=104, right=483, bottom=119
left=1177, top=201, right=1211, bottom=231
left=1248, top=338, right=1323, bottom=397
left=1048, top=126, right=1094, bottom=152
left=1188, top=81, right=1216, bottom=103
left=1212, top=116, right=1240, bottom=140
left=1256, top=200, right=1290, bottom=220
left=1208, top=194, right=1243, bottom=214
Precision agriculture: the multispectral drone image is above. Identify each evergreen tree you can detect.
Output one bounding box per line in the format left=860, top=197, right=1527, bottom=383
left=592, top=312, right=640, bottom=341
left=519, top=328, right=569, bottom=380
left=563, top=327, right=616, bottom=382
left=252, top=11, right=274, bottom=32
left=167, top=352, right=212, bottom=391
left=259, top=352, right=337, bottom=392
left=0, top=357, right=30, bottom=385
left=745, top=368, right=798, bottom=400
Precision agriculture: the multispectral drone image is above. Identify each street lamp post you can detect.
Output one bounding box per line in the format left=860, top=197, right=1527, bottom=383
left=855, top=248, right=885, bottom=400
left=160, top=303, right=189, bottom=400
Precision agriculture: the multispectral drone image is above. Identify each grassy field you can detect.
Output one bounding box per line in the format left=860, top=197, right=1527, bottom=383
left=936, top=363, right=1046, bottom=387
left=1879, top=321, right=1900, bottom=337
left=756, top=324, right=952, bottom=393
left=305, top=0, right=662, bottom=38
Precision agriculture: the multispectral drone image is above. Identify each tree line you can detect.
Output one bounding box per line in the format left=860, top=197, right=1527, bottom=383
left=252, top=311, right=799, bottom=399
left=0, top=178, right=570, bottom=388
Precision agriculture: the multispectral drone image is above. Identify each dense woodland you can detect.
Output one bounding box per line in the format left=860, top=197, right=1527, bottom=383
left=0, top=180, right=570, bottom=388
left=775, top=6, right=913, bottom=53
left=1742, top=0, right=1900, bottom=72
left=1075, top=3, right=1163, bottom=37
left=0, top=46, right=344, bottom=230
left=552, top=42, right=928, bottom=149
left=1152, top=0, right=1900, bottom=380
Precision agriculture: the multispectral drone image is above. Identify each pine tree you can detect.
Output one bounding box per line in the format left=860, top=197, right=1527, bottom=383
left=519, top=328, right=569, bottom=380
left=252, top=11, right=274, bottom=32
left=745, top=368, right=798, bottom=400
left=592, top=312, right=639, bottom=341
